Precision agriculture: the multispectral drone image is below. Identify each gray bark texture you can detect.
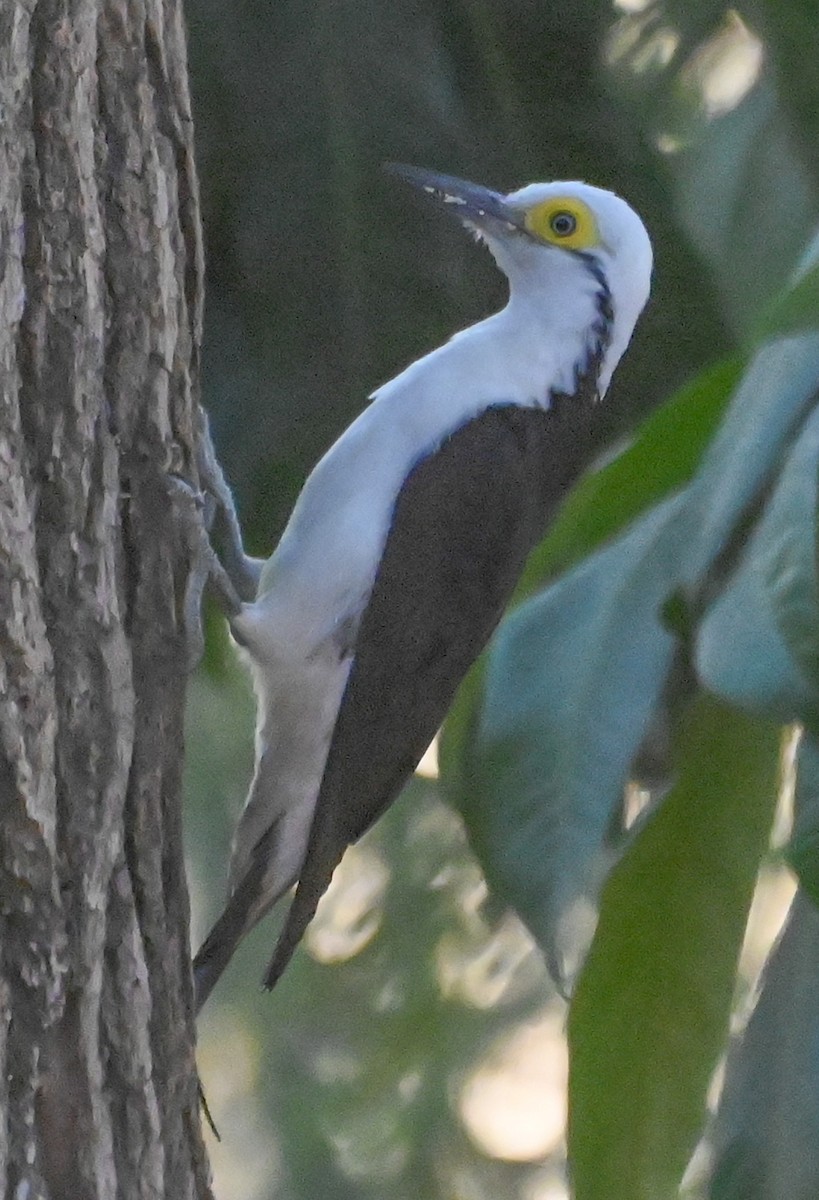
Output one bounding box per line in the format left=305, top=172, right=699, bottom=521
left=0, top=0, right=213, bottom=1196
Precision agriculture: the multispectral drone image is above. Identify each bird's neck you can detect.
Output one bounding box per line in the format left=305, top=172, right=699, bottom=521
left=483, top=297, right=600, bottom=404
left=500, top=255, right=615, bottom=401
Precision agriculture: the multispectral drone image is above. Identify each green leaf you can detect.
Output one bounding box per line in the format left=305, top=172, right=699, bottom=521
left=568, top=696, right=780, bottom=1200
left=696, top=400, right=819, bottom=729
left=696, top=559, right=819, bottom=727
left=459, top=496, right=686, bottom=985
left=668, top=80, right=817, bottom=340
left=789, top=732, right=819, bottom=909
left=680, top=333, right=819, bottom=584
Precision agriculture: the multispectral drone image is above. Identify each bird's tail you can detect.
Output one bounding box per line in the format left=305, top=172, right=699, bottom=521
left=193, top=900, right=247, bottom=1014
left=193, top=818, right=288, bottom=1014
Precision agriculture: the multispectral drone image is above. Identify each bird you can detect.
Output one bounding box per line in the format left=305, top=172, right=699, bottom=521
left=193, top=163, right=653, bottom=1011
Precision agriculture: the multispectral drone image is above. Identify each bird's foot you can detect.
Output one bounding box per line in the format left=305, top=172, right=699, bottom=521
left=170, top=411, right=267, bottom=670
left=195, top=411, right=264, bottom=602
left=166, top=473, right=245, bottom=671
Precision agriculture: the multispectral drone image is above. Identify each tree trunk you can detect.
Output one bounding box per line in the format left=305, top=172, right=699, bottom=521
left=0, top=1, right=212, bottom=1195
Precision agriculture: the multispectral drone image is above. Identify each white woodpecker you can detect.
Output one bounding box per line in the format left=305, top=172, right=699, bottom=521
left=193, top=164, right=653, bottom=1010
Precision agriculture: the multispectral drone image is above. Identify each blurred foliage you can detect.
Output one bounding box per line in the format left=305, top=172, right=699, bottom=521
left=569, top=698, right=779, bottom=1200
left=183, top=2, right=819, bottom=1198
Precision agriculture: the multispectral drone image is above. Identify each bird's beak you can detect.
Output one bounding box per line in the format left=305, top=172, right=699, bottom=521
left=386, top=163, right=524, bottom=235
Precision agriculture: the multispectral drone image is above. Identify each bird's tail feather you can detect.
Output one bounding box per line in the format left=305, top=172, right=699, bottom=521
left=193, top=818, right=288, bottom=1014
left=193, top=906, right=244, bottom=1015
left=261, top=820, right=342, bottom=990
left=261, top=882, right=324, bottom=991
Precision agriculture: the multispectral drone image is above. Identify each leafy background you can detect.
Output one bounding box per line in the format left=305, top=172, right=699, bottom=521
left=183, top=2, right=819, bottom=1197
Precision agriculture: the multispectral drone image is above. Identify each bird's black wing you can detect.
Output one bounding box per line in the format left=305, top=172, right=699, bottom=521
left=264, top=392, right=600, bottom=987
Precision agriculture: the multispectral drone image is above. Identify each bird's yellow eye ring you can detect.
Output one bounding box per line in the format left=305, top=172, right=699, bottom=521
left=523, top=197, right=598, bottom=250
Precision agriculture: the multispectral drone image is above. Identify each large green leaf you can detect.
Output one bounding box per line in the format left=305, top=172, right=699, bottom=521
left=697, top=401, right=819, bottom=728
left=460, top=496, right=685, bottom=985
left=568, top=697, right=780, bottom=1200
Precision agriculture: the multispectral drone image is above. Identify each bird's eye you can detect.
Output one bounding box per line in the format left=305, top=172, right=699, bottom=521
left=523, top=197, right=598, bottom=250
left=549, top=211, right=577, bottom=237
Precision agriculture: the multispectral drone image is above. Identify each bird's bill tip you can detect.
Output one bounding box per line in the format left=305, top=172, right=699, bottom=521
left=384, top=162, right=521, bottom=231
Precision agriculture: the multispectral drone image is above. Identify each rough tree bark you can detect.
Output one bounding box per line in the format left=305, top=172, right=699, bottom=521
left=1, top=1, right=212, bottom=1195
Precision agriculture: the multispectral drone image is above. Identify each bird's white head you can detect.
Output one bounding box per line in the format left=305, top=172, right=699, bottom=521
left=388, top=165, right=653, bottom=397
